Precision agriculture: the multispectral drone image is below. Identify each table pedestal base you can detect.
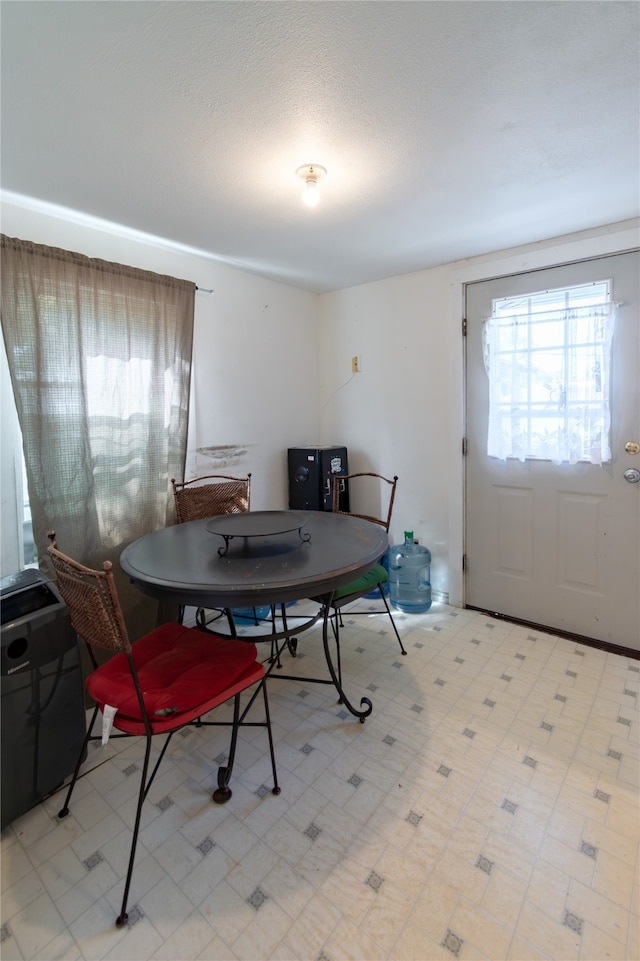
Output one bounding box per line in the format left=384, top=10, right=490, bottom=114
left=263, top=595, right=373, bottom=723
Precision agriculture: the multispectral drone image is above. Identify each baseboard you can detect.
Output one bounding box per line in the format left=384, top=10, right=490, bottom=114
left=465, top=606, right=640, bottom=660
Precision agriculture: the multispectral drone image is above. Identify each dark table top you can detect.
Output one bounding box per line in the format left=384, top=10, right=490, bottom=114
left=120, top=510, right=387, bottom=608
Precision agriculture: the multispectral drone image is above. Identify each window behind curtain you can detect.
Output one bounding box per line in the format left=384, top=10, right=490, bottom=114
left=483, top=281, right=616, bottom=465
left=0, top=235, right=195, bottom=638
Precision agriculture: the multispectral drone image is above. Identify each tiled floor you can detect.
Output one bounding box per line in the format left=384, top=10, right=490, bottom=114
left=1, top=600, right=638, bottom=961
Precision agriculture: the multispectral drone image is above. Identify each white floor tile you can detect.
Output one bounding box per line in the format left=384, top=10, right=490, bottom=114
left=1, top=601, right=637, bottom=961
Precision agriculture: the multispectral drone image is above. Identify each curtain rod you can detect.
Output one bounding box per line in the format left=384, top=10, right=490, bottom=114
left=196, top=286, right=214, bottom=294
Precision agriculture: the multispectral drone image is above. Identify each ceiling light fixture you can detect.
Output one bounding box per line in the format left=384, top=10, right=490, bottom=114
left=296, top=164, right=327, bottom=207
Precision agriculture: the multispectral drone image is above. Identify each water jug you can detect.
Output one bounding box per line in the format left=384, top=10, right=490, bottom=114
left=389, top=531, right=432, bottom=613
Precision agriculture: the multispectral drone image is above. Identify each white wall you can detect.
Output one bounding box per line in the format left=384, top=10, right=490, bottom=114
left=317, top=267, right=452, bottom=599
left=0, top=196, right=320, bottom=574
left=319, top=219, right=640, bottom=606
left=188, top=266, right=319, bottom=507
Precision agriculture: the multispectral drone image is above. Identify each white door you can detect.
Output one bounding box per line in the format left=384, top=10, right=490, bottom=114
left=465, top=251, right=639, bottom=650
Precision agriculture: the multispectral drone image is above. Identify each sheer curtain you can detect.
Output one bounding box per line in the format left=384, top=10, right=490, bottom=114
left=1, top=235, right=195, bottom=637
left=483, top=291, right=616, bottom=466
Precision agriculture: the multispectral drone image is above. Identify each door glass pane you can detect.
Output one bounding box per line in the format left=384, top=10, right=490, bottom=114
left=483, top=281, right=615, bottom=465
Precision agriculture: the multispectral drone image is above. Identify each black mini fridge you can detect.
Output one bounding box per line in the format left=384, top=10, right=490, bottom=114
left=288, top=446, right=350, bottom=512
left=1, top=570, right=86, bottom=828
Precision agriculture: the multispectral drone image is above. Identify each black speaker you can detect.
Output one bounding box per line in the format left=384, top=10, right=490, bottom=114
left=288, top=447, right=349, bottom=511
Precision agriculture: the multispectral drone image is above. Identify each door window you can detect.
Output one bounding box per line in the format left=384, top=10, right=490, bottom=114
left=483, top=281, right=616, bottom=464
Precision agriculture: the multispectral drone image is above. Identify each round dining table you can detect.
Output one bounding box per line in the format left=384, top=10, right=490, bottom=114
left=120, top=510, right=388, bottom=720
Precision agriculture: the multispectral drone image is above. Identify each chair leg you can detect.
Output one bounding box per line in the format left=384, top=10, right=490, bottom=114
left=329, top=606, right=344, bottom=701
left=197, top=606, right=237, bottom=636
left=58, top=704, right=100, bottom=818
left=281, top=603, right=298, bottom=658
left=261, top=680, right=281, bottom=795
left=213, top=694, right=241, bottom=803
left=142, top=733, right=175, bottom=801
left=266, top=606, right=289, bottom=669
left=269, top=635, right=284, bottom=669
left=380, top=592, right=407, bottom=655
left=116, top=733, right=153, bottom=928
left=267, top=606, right=280, bottom=668
left=225, top=608, right=238, bottom=637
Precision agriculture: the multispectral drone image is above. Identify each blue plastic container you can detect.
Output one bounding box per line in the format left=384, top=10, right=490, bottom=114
left=230, top=606, right=271, bottom=625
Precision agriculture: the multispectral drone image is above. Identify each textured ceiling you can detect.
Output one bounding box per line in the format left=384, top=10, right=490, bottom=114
left=1, top=1, right=639, bottom=292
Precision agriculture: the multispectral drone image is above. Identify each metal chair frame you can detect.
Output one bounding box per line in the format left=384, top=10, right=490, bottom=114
left=332, top=471, right=398, bottom=531
left=321, top=472, right=406, bottom=668
left=47, top=532, right=279, bottom=929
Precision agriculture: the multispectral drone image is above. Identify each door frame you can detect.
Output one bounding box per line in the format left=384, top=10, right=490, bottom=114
left=445, top=220, right=640, bottom=611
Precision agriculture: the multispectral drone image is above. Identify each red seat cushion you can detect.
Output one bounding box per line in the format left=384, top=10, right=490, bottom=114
left=87, top=622, right=259, bottom=720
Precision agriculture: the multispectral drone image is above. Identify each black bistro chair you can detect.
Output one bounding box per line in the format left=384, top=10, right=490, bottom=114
left=312, top=472, right=406, bottom=657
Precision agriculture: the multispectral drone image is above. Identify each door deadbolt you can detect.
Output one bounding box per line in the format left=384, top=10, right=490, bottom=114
left=623, top=468, right=640, bottom=484
left=624, top=441, right=640, bottom=455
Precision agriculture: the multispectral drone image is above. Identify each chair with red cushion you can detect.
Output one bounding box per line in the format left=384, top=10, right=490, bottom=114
left=47, top=532, right=279, bottom=929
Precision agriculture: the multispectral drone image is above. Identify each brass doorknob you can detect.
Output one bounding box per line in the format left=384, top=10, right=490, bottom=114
left=624, top=441, right=640, bottom=455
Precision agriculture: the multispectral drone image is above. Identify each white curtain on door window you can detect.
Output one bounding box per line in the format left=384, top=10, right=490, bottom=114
left=483, top=300, right=617, bottom=465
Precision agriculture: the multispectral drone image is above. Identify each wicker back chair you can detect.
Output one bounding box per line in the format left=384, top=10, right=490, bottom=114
left=171, top=473, right=255, bottom=632
left=47, top=531, right=278, bottom=929
left=171, top=473, right=251, bottom=523
left=312, top=472, right=406, bottom=659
